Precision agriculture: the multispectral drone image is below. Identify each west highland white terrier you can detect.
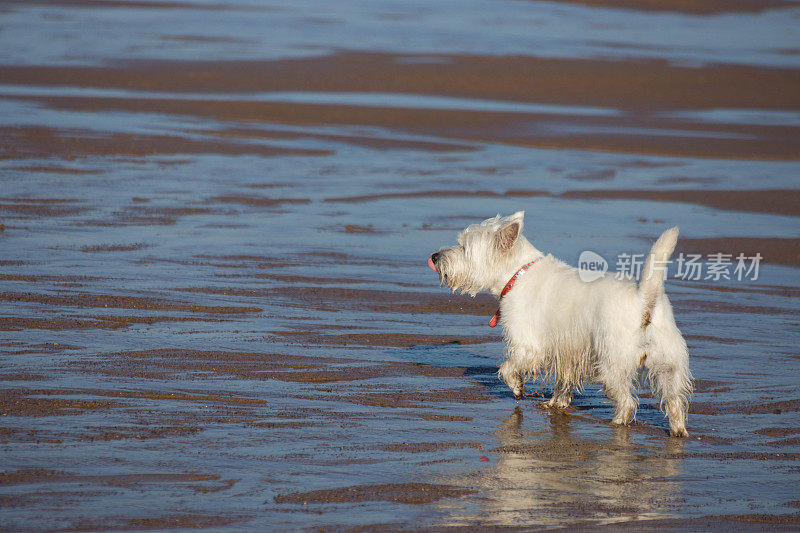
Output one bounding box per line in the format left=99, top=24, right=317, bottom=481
left=428, top=212, right=692, bottom=437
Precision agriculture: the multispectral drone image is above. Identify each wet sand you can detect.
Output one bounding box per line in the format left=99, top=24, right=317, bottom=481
left=3, top=51, right=800, bottom=161
left=1, top=0, right=800, bottom=531
left=6, top=94, right=796, bottom=161
left=547, top=0, right=800, bottom=14
left=3, top=52, right=800, bottom=110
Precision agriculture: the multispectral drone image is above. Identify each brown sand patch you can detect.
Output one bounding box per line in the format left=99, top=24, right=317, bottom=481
left=77, top=388, right=267, bottom=406
left=344, top=224, right=378, bottom=233
left=0, top=126, right=332, bottom=160
left=0, top=386, right=271, bottom=429
left=559, top=189, right=800, bottom=217
left=691, top=379, right=732, bottom=393
left=0, top=389, right=120, bottom=417
left=4, top=424, right=208, bottom=444
left=766, top=436, right=800, bottom=447
left=676, top=299, right=793, bottom=316
left=711, top=514, right=800, bottom=526
left=0, top=274, right=106, bottom=284
left=3, top=53, right=799, bottom=111
left=647, top=449, right=800, bottom=461
left=0, top=468, right=230, bottom=492
left=378, top=441, right=483, bottom=453
left=249, top=421, right=315, bottom=429
left=0, top=468, right=68, bottom=486
left=275, top=330, right=492, bottom=348
left=0, top=315, right=211, bottom=331
left=0, top=427, right=67, bottom=445
left=754, top=427, right=800, bottom=438
left=209, top=195, right=311, bottom=208
left=325, top=190, right=502, bottom=203
left=678, top=282, right=800, bottom=298
left=252, top=274, right=368, bottom=285
left=0, top=291, right=261, bottom=314
left=657, top=175, right=721, bottom=186
left=78, top=205, right=217, bottom=227
left=0, top=373, right=48, bottom=381
left=678, top=237, right=800, bottom=267
left=80, top=425, right=204, bottom=441
left=0, top=198, right=85, bottom=217
left=547, top=0, right=800, bottom=14
left=81, top=242, right=148, bottom=252
left=274, top=482, right=476, bottom=505
left=0, top=197, right=79, bottom=203
left=609, top=516, right=800, bottom=529
left=69, top=349, right=466, bottom=384
left=15, top=88, right=797, bottom=161
left=1, top=342, right=82, bottom=354
left=183, top=285, right=497, bottom=317
left=328, top=385, right=489, bottom=409
left=691, top=398, right=800, bottom=416
left=416, top=413, right=472, bottom=422
left=0, top=316, right=128, bottom=331
left=77, top=514, right=246, bottom=531
left=262, top=362, right=465, bottom=384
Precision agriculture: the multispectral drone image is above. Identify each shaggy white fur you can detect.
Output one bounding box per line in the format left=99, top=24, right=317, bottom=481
left=429, top=211, right=693, bottom=437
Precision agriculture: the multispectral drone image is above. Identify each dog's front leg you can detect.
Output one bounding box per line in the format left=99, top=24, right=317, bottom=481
left=605, top=380, right=637, bottom=426
left=546, top=381, right=573, bottom=410
left=498, top=359, right=525, bottom=400
left=499, top=344, right=543, bottom=401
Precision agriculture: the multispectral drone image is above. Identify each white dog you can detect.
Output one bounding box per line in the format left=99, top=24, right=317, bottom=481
left=428, top=212, right=692, bottom=437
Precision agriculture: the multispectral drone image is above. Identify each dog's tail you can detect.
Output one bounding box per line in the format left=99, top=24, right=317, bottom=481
left=639, top=226, right=679, bottom=329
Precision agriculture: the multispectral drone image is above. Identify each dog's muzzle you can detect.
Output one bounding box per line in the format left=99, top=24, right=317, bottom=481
left=428, top=252, right=440, bottom=272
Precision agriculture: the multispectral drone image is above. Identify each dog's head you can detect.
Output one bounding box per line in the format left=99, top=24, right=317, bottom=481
left=428, top=211, right=526, bottom=296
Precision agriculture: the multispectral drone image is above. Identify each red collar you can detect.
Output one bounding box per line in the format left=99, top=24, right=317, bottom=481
left=489, top=260, right=537, bottom=328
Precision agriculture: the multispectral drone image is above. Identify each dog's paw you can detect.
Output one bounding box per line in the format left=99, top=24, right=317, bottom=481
left=546, top=395, right=571, bottom=410
left=669, top=426, right=689, bottom=438
left=512, top=385, right=525, bottom=401
left=611, top=415, right=632, bottom=426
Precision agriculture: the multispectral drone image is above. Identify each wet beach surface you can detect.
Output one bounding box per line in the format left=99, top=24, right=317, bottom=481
left=1, top=1, right=799, bottom=530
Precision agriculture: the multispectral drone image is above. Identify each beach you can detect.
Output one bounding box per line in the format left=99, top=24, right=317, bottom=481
left=1, top=1, right=799, bottom=530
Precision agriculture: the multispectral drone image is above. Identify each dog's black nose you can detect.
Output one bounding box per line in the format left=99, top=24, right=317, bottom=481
left=431, top=252, right=440, bottom=263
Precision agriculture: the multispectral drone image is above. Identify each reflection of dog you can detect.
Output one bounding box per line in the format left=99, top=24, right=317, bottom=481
left=428, top=212, right=692, bottom=437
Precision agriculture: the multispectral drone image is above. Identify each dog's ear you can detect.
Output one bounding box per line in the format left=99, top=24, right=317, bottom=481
left=496, top=218, right=522, bottom=251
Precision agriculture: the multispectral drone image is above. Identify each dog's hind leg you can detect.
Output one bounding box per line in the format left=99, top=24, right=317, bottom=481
left=644, top=317, right=692, bottom=437
left=603, top=374, right=637, bottom=426
left=647, top=357, right=692, bottom=437
left=595, top=344, right=639, bottom=426
left=608, top=391, right=637, bottom=426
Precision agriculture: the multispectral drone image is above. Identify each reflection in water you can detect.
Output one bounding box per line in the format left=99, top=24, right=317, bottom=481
left=445, top=407, right=686, bottom=527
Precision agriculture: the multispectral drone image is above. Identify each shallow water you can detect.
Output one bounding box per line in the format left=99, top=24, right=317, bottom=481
left=1, top=1, right=799, bottom=531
